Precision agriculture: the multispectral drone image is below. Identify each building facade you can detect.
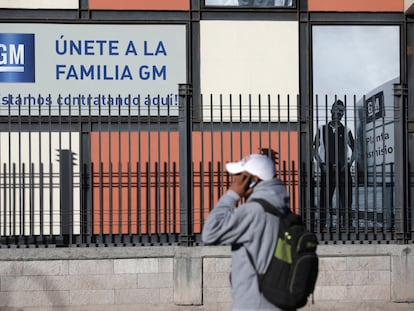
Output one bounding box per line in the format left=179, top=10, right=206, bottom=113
left=0, top=0, right=413, bottom=309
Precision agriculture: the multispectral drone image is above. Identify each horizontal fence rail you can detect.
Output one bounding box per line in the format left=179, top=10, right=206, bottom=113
left=0, top=91, right=411, bottom=247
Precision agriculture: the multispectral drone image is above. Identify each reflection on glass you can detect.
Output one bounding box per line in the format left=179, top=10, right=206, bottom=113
left=205, top=0, right=293, bottom=7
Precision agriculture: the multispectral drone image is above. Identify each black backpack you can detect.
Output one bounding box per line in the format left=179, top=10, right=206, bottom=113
left=248, top=198, right=319, bottom=310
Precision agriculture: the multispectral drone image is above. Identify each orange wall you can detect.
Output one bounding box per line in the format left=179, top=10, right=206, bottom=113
left=90, top=132, right=180, bottom=235
left=89, top=0, right=189, bottom=10
left=90, top=131, right=299, bottom=235
left=192, top=131, right=299, bottom=233
left=308, top=0, right=403, bottom=12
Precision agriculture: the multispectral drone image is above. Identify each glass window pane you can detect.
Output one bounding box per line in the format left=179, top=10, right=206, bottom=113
left=205, top=0, right=293, bottom=7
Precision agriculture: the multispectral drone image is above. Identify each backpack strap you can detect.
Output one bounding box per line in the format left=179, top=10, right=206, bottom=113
left=251, top=198, right=302, bottom=226
left=250, top=198, right=284, bottom=217
left=245, top=198, right=287, bottom=287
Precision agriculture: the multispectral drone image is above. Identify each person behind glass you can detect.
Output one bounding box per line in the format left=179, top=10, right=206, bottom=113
left=202, top=154, right=291, bottom=311
left=313, top=99, right=355, bottom=228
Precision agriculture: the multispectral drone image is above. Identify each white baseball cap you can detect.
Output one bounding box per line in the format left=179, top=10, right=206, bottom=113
left=226, top=154, right=276, bottom=181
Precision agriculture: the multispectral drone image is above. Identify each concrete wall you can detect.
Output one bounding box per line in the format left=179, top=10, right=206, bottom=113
left=0, top=245, right=413, bottom=310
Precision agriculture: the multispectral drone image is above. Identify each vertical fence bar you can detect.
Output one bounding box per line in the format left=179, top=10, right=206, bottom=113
left=60, top=149, right=73, bottom=245
left=117, top=96, right=122, bottom=242
left=30, top=163, right=34, bottom=237
left=200, top=95, right=206, bottom=229
left=38, top=102, right=43, bottom=241
left=380, top=96, right=387, bottom=234
left=78, top=95, right=83, bottom=246
left=137, top=96, right=142, bottom=241
left=277, top=95, right=281, bottom=176
left=7, top=97, right=11, bottom=239
left=39, top=163, right=44, bottom=239
left=2, top=163, right=5, bottom=237
left=248, top=94, right=252, bottom=155
left=210, top=94, right=215, bottom=210
left=361, top=95, right=368, bottom=236
left=239, top=95, right=243, bottom=158
left=146, top=97, right=151, bottom=242
left=258, top=94, right=262, bottom=152
left=291, top=160, right=296, bottom=210
left=288, top=95, right=293, bottom=209
left=178, top=84, right=194, bottom=246
left=353, top=95, right=360, bottom=235
left=372, top=94, right=378, bottom=237
left=146, top=162, right=151, bottom=239
left=18, top=104, right=23, bottom=239
left=108, top=100, right=113, bottom=240
left=173, top=162, right=178, bottom=234
left=408, top=109, right=414, bottom=241
left=219, top=95, right=224, bottom=196
left=48, top=97, right=54, bottom=238
left=137, top=161, right=141, bottom=239
left=155, top=161, right=160, bottom=239
left=343, top=96, right=350, bottom=232
left=68, top=97, right=74, bottom=243
left=267, top=95, right=272, bottom=160
left=163, top=162, right=167, bottom=235
left=166, top=98, right=172, bottom=240
left=229, top=94, right=234, bottom=161
left=12, top=164, right=16, bottom=238
left=109, top=161, right=113, bottom=239
left=127, top=95, right=132, bottom=242
left=21, top=163, right=26, bottom=238
left=313, top=95, right=320, bottom=233
left=157, top=101, right=161, bottom=240
left=310, top=95, right=318, bottom=232
left=324, top=96, right=331, bottom=236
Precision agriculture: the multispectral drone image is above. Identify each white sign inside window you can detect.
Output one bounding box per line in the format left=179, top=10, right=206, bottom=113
left=0, top=0, right=78, bottom=9
left=0, top=24, right=187, bottom=116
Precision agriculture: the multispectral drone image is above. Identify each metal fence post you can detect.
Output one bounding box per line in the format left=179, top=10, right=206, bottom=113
left=178, top=84, right=194, bottom=246
left=393, top=83, right=409, bottom=242
left=59, top=149, right=75, bottom=245
left=409, top=94, right=414, bottom=243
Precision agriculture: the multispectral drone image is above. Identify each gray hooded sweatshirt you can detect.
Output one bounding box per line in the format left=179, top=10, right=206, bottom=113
left=201, top=178, right=291, bottom=311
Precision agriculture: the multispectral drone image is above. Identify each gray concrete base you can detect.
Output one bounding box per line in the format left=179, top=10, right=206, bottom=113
left=1, top=302, right=413, bottom=311
left=0, top=245, right=413, bottom=310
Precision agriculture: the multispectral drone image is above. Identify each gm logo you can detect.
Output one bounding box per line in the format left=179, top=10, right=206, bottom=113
left=365, top=91, right=384, bottom=123
left=0, top=33, right=35, bottom=83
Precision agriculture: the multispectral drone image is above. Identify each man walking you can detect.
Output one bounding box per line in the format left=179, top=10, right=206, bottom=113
left=202, top=154, right=291, bottom=310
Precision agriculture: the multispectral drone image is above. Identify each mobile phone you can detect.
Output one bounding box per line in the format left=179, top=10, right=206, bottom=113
left=249, top=179, right=257, bottom=189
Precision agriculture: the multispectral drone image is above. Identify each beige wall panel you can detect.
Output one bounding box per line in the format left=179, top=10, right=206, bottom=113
left=200, top=21, right=298, bottom=122
left=0, top=132, right=80, bottom=235
left=0, top=0, right=78, bottom=9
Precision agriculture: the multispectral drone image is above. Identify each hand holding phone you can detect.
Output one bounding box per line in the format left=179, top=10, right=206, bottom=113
left=229, top=173, right=251, bottom=197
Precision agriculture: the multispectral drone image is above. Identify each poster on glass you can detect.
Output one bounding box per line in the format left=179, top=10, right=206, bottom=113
left=311, top=25, right=400, bottom=230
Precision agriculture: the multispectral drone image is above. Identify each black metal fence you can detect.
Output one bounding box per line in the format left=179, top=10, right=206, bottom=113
left=0, top=88, right=412, bottom=247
